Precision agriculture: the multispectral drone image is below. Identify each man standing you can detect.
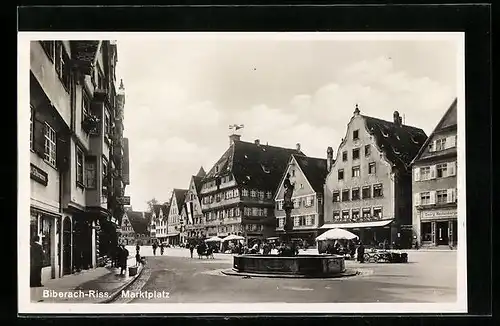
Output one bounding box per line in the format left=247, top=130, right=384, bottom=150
left=30, top=236, right=44, bottom=287
left=119, top=245, right=129, bottom=276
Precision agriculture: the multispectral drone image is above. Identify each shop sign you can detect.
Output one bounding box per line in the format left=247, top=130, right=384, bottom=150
left=421, top=209, right=457, bottom=220
left=117, top=196, right=130, bottom=205
left=30, top=163, right=48, bottom=186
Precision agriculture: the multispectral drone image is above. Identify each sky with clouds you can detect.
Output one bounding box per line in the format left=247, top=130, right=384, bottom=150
left=115, top=34, right=459, bottom=211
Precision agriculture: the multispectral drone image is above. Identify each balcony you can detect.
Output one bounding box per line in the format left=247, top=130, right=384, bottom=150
left=70, top=41, right=101, bottom=75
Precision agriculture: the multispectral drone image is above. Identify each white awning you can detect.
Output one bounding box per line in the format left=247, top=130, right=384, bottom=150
left=320, top=219, right=393, bottom=229
left=165, top=233, right=180, bottom=237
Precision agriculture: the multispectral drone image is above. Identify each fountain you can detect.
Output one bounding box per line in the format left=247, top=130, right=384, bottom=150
left=224, top=174, right=352, bottom=278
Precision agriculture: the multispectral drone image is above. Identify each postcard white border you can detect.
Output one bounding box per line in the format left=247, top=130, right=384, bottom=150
left=18, top=32, right=467, bottom=314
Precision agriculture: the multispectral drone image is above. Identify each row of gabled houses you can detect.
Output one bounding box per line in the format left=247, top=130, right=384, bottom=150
left=140, top=98, right=458, bottom=249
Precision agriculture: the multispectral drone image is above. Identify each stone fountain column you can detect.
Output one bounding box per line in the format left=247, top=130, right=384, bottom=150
left=281, top=174, right=296, bottom=256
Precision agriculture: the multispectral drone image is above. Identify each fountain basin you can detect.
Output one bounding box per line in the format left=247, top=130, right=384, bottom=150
left=232, top=254, right=346, bottom=277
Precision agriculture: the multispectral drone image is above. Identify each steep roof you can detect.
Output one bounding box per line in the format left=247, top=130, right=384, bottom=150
left=127, top=211, right=149, bottom=235
left=173, top=188, right=188, bottom=211
left=160, top=203, right=170, bottom=218
left=411, top=98, right=457, bottom=165
left=192, top=175, right=204, bottom=194
left=204, top=140, right=304, bottom=191
left=152, top=204, right=163, bottom=218
left=144, top=212, right=153, bottom=224
left=362, top=114, right=427, bottom=172
left=196, top=166, right=206, bottom=177
left=293, top=154, right=329, bottom=193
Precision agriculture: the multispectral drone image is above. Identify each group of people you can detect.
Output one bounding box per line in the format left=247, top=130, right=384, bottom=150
left=110, top=244, right=130, bottom=275
left=324, top=239, right=366, bottom=263
left=151, top=242, right=167, bottom=256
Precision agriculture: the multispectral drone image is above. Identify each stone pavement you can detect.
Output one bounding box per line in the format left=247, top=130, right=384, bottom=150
left=30, top=256, right=142, bottom=303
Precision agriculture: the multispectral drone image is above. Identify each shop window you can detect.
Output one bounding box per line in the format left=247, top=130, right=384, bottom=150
left=41, top=217, right=52, bottom=267
left=352, top=148, right=360, bottom=160
left=373, top=184, right=383, bottom=197
left=351, top=188, right=360, bottom=200
left=421, top=222, right=432, bottom=241
left=362, top=186, right=371, bottom=199
left=342, top=189, right=350, bottom=201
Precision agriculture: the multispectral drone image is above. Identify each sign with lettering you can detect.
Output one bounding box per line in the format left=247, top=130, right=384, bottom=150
left=117, top=196, right=130, bottom=205
left=30, top=164, right=48, bottom=186
left=421, top=209, right=457, bottom=220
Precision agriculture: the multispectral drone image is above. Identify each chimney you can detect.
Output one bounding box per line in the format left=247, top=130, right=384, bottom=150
left=229, top=134, right=241, bottom=145
left=296, top=143, right=301, bottom=152
left=327, top=147, right=334, bottom=172
left=393, top=111, right=402, bottom=126
left=254, top=139, right=260, bottom=146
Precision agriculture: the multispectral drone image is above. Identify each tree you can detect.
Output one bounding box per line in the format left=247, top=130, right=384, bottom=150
left=146, top=198, right=158, bottom=213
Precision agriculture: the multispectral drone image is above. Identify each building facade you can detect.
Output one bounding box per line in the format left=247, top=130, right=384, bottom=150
left=153, top=204, right=170, bottom=243
left=30, top=40, right=128, bottom=282
left=166, top=189, right=188, bottom=245
left=274, top=155, right=327, bottom=246
left=199, top=134, right=304, bottom=244
left=411, top=98, right=458, bottom=248
left=323, top=106, right=427, bottom=248
left=117, top=211, right=149, bottom=246
left=183, top=168, right=206, bottom=241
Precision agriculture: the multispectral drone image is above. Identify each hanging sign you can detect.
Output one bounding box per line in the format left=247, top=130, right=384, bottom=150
left=30, top=163, right=48, bottom=186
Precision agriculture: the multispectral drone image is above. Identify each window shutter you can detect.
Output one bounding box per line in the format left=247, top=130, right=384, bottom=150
left=453, top=188, right=457, bottom=203
left=429, top=191, right=436, bottom=205
left=414, top=193, right=420, bottom=206
left=414, top=168, right=420, bottom=182
left=446, top=189, right=453, bottom=203
left=33, top=117, right=46, bottom=158
left=56, top=133, right=70, bottom=171
left=448, top=161, right=456, bottom=176
left=430, top=140, right=437, bottom=152
left=447, top=136, right=456, bottom=149
left=430, top=165, right=437, bottom=179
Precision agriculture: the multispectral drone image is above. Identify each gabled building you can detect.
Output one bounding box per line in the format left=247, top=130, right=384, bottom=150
left=274, top=155, right=328, bottom=246
left=183, top=167, right=206, bottom=240
left=323, top=105, right=428, bottom=248
left=156, top=203, right=171, bottom=244
left=199, top=134, right=304, bottom=242
left=166, top=189, right=188, bottom=245
left=411, top=98, right=458, bottom=248
left=118, top=210, right=149, bottom=246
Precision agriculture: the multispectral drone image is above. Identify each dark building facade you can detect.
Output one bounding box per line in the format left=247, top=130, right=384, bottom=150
left=411, top=98, right=458, bottom=248
left=199, top=134, right=304, bottom=243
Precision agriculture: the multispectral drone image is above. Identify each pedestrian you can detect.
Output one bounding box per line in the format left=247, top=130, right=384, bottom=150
left=119, top=245, right=129, bottom=276
left=160, top=243, right=165, bottom=255
left=136, top=243, right=140, bottom=255
left=152, top=242, right=157, bottom=256
left=135, top=251, right=142, bottom=267
left=357, top=242, right=365, bottom=263
left=189, top=243, right=194, bottom=258
left=30, top=236, right=44, bottom=287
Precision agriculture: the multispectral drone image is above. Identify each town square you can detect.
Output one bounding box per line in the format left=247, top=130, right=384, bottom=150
left=23, top=33, right=463, bottom=311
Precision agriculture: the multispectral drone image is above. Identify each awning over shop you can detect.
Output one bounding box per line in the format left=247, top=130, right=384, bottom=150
left=165, top=233, right=180, bottom=237
left=320, top=219, right=393, bottom=229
